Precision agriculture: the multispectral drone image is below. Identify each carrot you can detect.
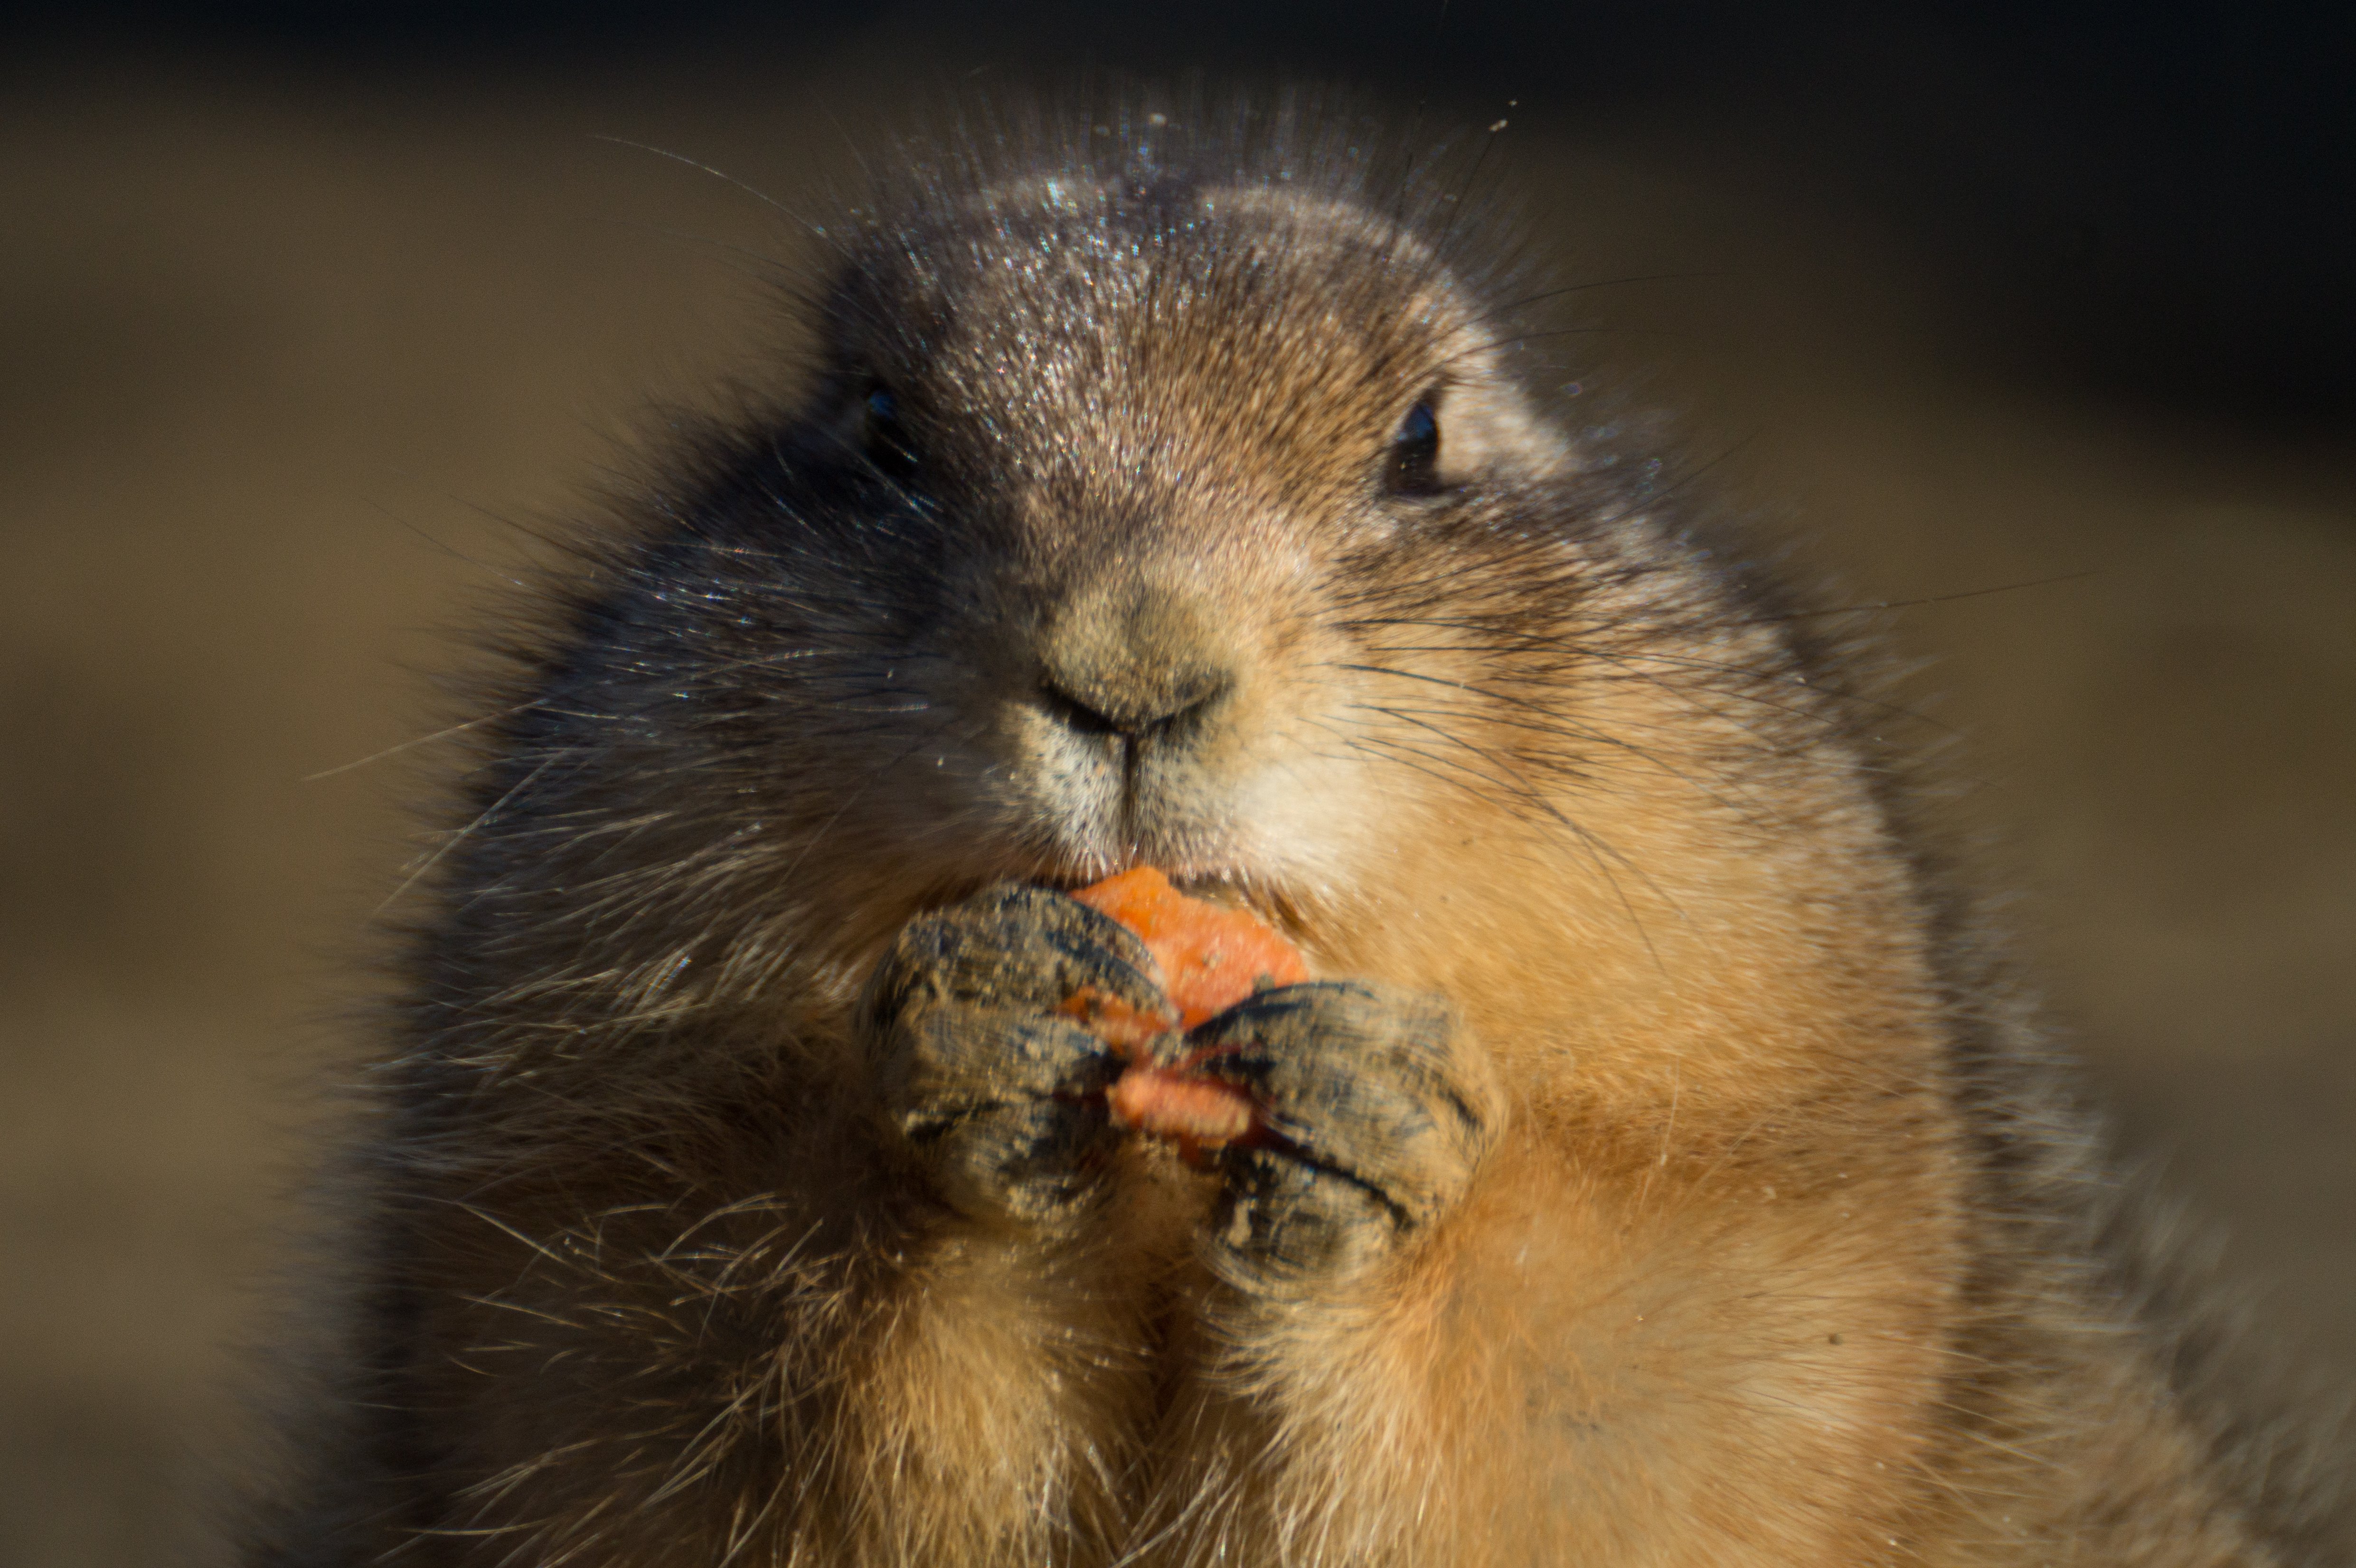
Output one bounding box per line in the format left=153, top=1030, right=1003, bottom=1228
left=1069, top=867, right=1308, bottom=1028
left=1106, top=1066, right=1258, bottom=1158
left=1064, top=868, right=1309, bottom=1159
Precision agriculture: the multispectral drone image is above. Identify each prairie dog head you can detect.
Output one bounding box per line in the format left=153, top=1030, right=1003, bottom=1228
left=809, top=171, right=1572, bottom=891
left=506, top=118, right=1812, bottom=998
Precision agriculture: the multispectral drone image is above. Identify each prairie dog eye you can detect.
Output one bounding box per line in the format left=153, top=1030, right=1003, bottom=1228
left=1385, top=396, right=1444, bottom=497
left=862, top=384, right=918, bottom=480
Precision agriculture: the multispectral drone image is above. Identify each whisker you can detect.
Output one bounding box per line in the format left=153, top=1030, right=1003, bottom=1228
left=1489, top=272, right=1728, bottom=317
left=1319, top=713, right=1675, bottom=962
left=589, top=135, right=836, bottom=246
left=376, top=751, right=566, bottom=916
left=305, top=700, right=549, bottom=782
left=1727, top=570, right=2100, bottom=626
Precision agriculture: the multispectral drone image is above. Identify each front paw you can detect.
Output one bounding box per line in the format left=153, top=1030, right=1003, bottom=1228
left=1184, top=982, right=1500, bottom=1286
left=865, top=884, right=1170, bottom=1228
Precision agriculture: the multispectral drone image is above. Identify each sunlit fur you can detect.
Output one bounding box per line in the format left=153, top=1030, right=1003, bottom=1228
left=250, top=94, right=2345, bottom=1566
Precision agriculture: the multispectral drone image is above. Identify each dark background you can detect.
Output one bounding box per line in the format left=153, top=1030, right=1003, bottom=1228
left=2, top=5, right=2351, bottom=1563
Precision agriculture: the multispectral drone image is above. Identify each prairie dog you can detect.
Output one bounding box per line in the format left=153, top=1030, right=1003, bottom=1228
left=252, top=98, right=2342, bottom=1566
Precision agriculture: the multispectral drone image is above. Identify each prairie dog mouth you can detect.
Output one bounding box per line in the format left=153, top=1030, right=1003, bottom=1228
left=931, top=863, right=1315, bottom=949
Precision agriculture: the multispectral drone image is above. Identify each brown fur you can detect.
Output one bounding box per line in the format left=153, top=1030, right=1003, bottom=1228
left=249, top=94, right=2344, bottom=1566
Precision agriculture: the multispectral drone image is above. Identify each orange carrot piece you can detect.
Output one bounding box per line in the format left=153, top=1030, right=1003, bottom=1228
left=1105, top=1065, right=1257, bottom=1149
left=1070, top=867, right=1309, bottom=1028
left=1054, top=987, right=1177, bottom=1051
left=1061, top=868, right=1307, bottom=1161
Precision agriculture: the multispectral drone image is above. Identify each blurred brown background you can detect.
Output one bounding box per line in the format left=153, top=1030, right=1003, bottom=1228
left=1, top=5, right=2351, bottom=1564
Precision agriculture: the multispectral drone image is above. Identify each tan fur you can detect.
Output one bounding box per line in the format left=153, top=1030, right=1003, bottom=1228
left=248, top=98, right=2342, bottom=1567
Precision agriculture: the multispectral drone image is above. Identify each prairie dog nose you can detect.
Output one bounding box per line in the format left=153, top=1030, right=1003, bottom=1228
left=1037, top=584, right=1236, bottom=738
